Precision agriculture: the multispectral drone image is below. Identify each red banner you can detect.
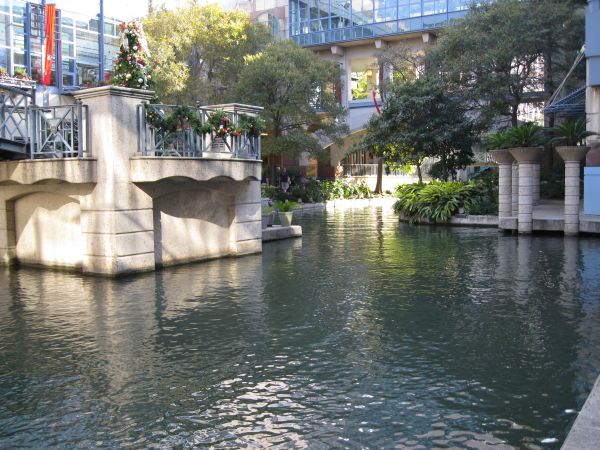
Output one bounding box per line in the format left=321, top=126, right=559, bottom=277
left=43, top=4, right=56, bottom=85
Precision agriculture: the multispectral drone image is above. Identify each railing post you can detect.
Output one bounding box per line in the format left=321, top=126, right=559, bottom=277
left=29, top=106, right=35, bottom=158
left=76, top=100, right=83, bottom=157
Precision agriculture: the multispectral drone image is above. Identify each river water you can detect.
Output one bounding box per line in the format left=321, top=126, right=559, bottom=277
left=1, top=205, right=600, bottom=449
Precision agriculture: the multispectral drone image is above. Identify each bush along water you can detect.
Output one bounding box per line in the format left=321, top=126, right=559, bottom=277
left=261, top=178, right=373, bottom=203
left=394, top=180, right=498, bottom=223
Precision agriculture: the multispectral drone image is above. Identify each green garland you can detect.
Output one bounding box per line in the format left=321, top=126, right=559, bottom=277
left=144, top=104, right=264, bottom=138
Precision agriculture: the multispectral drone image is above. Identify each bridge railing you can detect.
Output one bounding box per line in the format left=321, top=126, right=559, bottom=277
left=137, top=103, right=262, bottom=160
left=29, top=101, right=90, bottom=158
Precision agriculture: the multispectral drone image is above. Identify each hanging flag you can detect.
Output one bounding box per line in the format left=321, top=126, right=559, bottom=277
left=43, top=4, right=56, bottom=85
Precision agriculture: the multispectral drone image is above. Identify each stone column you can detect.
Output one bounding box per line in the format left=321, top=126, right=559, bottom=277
left=556, top=146, right=590, bottom=236
left=532, top=163, right=541, bottom=205
left=73, top=86, right=156, bottom=275
left=231, top=179, right=262, bottom=256
left=489, top=149, right=514, bottom=219
left=509, top=147, right=543, bottom=234
left=512, top=163, right=519, bottom=217
left=0, top=202, right=14, bottom=264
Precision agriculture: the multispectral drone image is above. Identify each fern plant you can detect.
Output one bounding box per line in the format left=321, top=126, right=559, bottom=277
left=506, top=123, right=547, bottom=147
left=551, top=117, right=597, bottom=146
left=485, top=129, right=511, bottom=150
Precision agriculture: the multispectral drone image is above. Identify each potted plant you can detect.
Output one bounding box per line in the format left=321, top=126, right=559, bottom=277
left=486, top=129, right=515, bottom=165
left=506, top=122, right=547, bottom=162
left=551, top=117, right=597, bottom=162
left=261, top=205, right=275, bottom=229
left=274, top=200, right=297, bottom=227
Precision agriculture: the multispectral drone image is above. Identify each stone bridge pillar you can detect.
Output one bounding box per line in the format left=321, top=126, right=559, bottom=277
left=73, top=86, right=156, bottom=275
left=512, top=163, right=519, bottom=217
left=557, top=146, right=589, bottom=236
left=510, top=147, right=543, bottom=234
left=489, top=149, right=514, bottom=230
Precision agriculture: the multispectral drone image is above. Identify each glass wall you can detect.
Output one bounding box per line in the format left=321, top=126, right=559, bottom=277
left=290, top=0, right=473, bottom=46
left=0, top=0, right=122, bottom=89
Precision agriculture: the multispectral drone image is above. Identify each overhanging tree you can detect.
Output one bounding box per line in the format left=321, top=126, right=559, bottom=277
left=233, top=41, right=348, bottom=183
left=143, top=4, right=272, bottom=104
left=425, top=0, right=584, bottom=128
left=362, top=77, right=475, bottom=183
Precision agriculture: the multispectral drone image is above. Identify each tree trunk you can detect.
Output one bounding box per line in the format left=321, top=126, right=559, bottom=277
left=269, top=154, right=275, bottom=186
left=416, top=163, right=423, bottom=184
left=374, top=157, right=383, bottom=194
left=510, top=105, right=519, bottom=127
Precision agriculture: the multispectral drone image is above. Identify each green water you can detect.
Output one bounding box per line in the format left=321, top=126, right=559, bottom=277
left=1, top=205, right=599, bottom=448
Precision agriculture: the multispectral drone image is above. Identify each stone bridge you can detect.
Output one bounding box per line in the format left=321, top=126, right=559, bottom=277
left=0, top=86, right=263, bottom=275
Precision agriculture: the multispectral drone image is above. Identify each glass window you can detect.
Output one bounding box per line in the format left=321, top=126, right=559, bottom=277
left=62, top=27, right=74, bottom=42
left=398, top=0, right=410, bottom=19
left=0, top=13, right=9, bottom=46
left=374, top=0, right=397, bottom=22
left=353, top=0, right=373, bottom=25
left=409, top=0, right=421, bottom=17
left=62, top=43, right=74, bottom=58
left=449, top=0, right=469, bottom=11
left=349, top=58, right=379, bottom=100
left=61, top=16, right=73, bottom=27
left=0, top=47, right=10, bottom=70
left=423, top=0, right=447, bottom=15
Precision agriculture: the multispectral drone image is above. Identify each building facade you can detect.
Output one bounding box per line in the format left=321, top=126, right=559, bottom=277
left=0, top=0, right=122, bottom=91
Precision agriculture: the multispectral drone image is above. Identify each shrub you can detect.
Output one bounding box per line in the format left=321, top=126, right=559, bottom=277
left=262, top=178, right=373, bottom=203
left=394, top=180, right=497, bottom=222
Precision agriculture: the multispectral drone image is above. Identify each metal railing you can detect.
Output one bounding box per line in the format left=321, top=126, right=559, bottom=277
left=137, top=103, right=262, bottom=160
left=342, top=164, right=417, bottom=177
left=0, top=87, right=32, bottom=144
left=29, top=101, right=90, bottom=158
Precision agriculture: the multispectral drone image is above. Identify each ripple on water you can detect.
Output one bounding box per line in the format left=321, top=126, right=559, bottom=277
left=0, top=207, right=599, bottom=448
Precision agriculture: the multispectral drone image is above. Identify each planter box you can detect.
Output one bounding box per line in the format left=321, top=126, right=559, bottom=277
left=262, top=212, right=274, bottom=229
left=278, top=211, right=293, bottom=227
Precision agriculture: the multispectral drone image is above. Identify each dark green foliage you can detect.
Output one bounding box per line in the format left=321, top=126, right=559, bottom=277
left=465, top=170, right=499, bottom=215
left=425, top=0, right=584, bottom=128
left=394, top=180, right=497, bottom=223
left=550, top=117, right=597, bottom=146
left=485, top=129, right=512, bottom=150
left=320, top=179, right=372, bottom=200
left=144, top=104, right=264, bottom=137
left=261, top=178, right=372, bottom=202
left=234, top=41, right=348, bottom=160
left=273, top=200, right=298, bottom=212
left=505, top=123, right=547, bottom=147
left=540, top=163, right=565, bottom=199
left=145, top=104, right=203, bottom=134
left=362, top=77, right=476, bottom=183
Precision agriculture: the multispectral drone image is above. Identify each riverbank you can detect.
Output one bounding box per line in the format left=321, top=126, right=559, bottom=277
left=562, top=375, right=600, bottom=449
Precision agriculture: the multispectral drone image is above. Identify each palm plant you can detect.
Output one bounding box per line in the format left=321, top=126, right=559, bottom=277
left=550, top=117, right=597, bottom=146
left=485, top=129, right=511, bottom=150
left=506, top=123, right=547, bottom=147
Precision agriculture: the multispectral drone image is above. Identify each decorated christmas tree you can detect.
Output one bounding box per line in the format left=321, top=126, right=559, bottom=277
left=111, top=20, right=152, bottom=89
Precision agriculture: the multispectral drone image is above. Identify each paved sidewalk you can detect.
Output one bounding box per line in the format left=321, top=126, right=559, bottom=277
left=562, top=375, right=600, bottom=449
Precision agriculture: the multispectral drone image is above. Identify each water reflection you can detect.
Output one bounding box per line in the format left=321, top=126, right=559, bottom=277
left=1, top=207, right=599, bottom=448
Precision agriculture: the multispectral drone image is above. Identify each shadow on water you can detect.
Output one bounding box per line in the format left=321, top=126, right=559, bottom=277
left=1, top=205, right=600, bottom=448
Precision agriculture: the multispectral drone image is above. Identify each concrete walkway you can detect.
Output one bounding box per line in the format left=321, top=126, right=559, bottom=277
left=563, top=375, right=600, bottom=449
left=503, top=200, right=600, bottom=234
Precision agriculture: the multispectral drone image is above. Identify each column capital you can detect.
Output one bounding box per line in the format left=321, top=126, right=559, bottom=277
left=73, top=85, right=155, bottom=101
left=509, top=147, right=544, bottom=163
left=489, top=149, right=514, bottom=165
left=556, top=145, right=590, bottom=162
